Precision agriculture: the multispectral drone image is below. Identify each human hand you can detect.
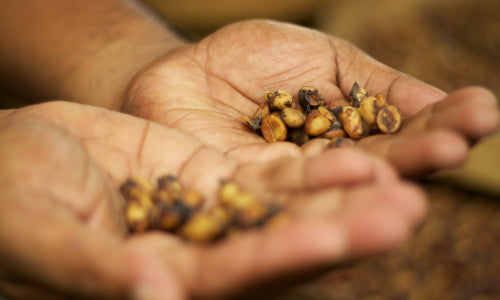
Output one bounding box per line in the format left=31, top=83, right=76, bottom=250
left=122, top=20, right=499, bottom=177
left=0, top=101, right=425, bottom=299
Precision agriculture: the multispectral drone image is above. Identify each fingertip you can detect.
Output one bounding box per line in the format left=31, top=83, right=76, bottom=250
left=304, top=148, right=397, bottom=189
left=343, top=207, right=413, bottom=257
left=448, top=86, right=498, bottom=108
left=434, top=87, right=499, bottom=139
left=379, top=181, right=429, bottom=226
left=393, top=129, right=470, bottom=177
left=342, top=181, right=428, bottom=229
left=424, top=130, right=469, bottom=169
left=304, top=149, right=372, bottom=188
left=462, top=87, right=499, bottom=137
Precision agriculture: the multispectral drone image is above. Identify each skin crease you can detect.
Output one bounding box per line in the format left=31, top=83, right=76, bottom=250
left=0, top=5, right=498, bottom=300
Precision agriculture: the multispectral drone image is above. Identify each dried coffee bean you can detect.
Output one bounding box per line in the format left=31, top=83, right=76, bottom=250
left=124, top=186, right=154, bottom=208
left=375, top=93, right=388, bottom=106
left=120, top=176, right=154, bottom=200
left=125, top=201, right=151, bottom=232
left=157, top=175, right=183, bottom=201
left=376, top=105, right=402, bottom=134
left=241, top=103, right=269, bottom=131
left=224, top=191, right=258, bottom=211
left=358, top=96, right=385, bottom=130
left=178, top=213, right=226, bottom=243
left=320, top=121, right=347, bottom=139
left=242, top=84, right=402, bottom=146
left=298, top=86, right=324, bottom=112
left=348, top=82, right=368, bottom=108
left=317, top=106, right=334, bottom=122
left=220, top=181, right=241, bottom=205
left=233, top=202, right=269, bottom=228
left=152, top=189, right=173, bottom=205
left=280, top=107, right=306, bottom=128
left=304, top=109, right=332, bottom=136
left=289, top=127, right=310, bottom=146
left=183, top=189, right=205, bottom=210
left=260, top=114, right=288, bottom=142
left=152, top=202, right=192, bottom=231
left=338, top=106, right=369, bottom=139
left=266, top=90, right=293, bottom=111
left=122, top=176, right=284, bottom=243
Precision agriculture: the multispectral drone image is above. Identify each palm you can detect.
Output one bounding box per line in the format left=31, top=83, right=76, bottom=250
left=1, top=101, right=424, bottom=299
left=123, top=20, right=498, bottom=177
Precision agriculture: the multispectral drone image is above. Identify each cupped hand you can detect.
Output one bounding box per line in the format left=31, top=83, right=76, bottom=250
left=0, top=101, right=425, bottom=300
left=122, top=20, right=499, bottom=177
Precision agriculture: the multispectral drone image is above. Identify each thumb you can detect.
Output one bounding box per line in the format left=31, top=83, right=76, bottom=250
left=0, top=198, right=184, bottom=300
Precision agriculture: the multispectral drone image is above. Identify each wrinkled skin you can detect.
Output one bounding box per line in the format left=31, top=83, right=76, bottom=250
left=0, top=102, right=427, bottom=300
left=123, top=20, right=499, bottom=177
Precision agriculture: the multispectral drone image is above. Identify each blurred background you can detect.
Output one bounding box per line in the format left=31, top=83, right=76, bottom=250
left=140, top=0, right=500, bottom=299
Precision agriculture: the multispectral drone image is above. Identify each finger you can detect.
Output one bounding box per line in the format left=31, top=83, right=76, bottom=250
left=227, top=142, right=302, bottom=164
left=0, top=197, right=183, bottom=300
left=425, top=87, right=499, bottom=141
left=147, top=181, right=425, bottom=299
left=287, top=181, right=427, bottom=229
left=234, top=148, right=398, bottom=193
left=360, top=129, right=469, bottom=177
left=337, top=181, right=427, bottom=232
